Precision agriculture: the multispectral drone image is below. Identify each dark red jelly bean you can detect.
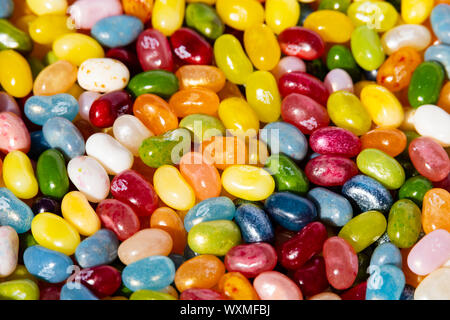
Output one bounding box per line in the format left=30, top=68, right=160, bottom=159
left=170, top=27, right=213, bottom=65
left=340, top=281, right=367, bottom=300
left=67, top=265, right=121, bottom=298
left=106, top=48, right=141, bottom=76
left=305, top=155, right=359, bottom=186
left=293, top=256, right=329, bottom=297
left=279, top=71, right=329, bottom=106
left=136, top=29, right=174, bottom=71
left=89, top=90, right=132, bottom=128
left=309, top=126, right=362, bottom=158
left=39, top=283, right=61, bottom=300
left=96, top=199, right=140, bottom=241
left=278, top=27, right=325, bottom=61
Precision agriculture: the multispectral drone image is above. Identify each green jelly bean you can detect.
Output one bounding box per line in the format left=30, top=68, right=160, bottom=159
left=408, top=61, right=445, bottom=108
left=0, top=279, right=39, bottom=300
left=36, top=149, right=69, bottom=199
left=188, top=220, right=242, bottom=256
left=128, top=70, right=179, bottom=98
left=0, top=19, right=33, bottom=52
left=318, top=0, right=351, bottom=13
left=350, top=25, right=385, bottom=71
left=130, top=290, right=176, bottom=300
left=356, top=148, right=405, bottom=190
left=265, top=154, right=309, bottom=195
left=387, top=199, right=422, bottom=248
left=326, top=45, right=361, bottom=82
left=179, top=114, right=225, bottom=143
left=398, top=176, right=433, bottom=206
left=186, top=3, right=224, bottom=40
left=43, top=51, right=58, bottom=66
left=338, top=210, right=387, bottom=253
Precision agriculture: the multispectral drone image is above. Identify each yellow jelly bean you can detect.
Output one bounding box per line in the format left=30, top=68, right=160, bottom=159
left=61, top=191, right=101, bottom=236
left=154, top=165, right=196, bottom=211
left=218, top=97, right=260, bottom=137
left=26, top=0, right=68, bottom=16
left=152, top=0, right=185, bottom=36
left=303, top=10, right=354, bottom=43
left=401, top=0, right=434, bottom=25
left=244, top=24, right=281, bottom=71
left=222, top=165, right=275, bottom=201
left=28, top=15, right=74, bottom=45
left=3, top=151, right=38, bottom=200
left=245, top=71, right=281, bottom=123
left=0, top=50, right=33, bottom=98
left=53, top=34, right=104, bottom=66
left=265, top=0, right=300, bottom=35
left=347, top=1, right=398, bottom=32
left=216, top=0, right=264, bottom=31
left=31, top=212, right=81, bottom=256
left=214, top=34, right=253, bottom=85
left=354, top=80, right=376, bottom=98
left=360, top=84, right=404, bottom=128
left=187, top=0, right=215, bottom=3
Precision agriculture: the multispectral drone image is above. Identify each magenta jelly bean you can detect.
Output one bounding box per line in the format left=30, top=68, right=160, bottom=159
left=309, top=127, right=362, bottom=158
left=278, top=27, right=325, bottom=61
left=96, top=199, right=140, bottom=241
left=305, top=155, right=359, bottom=187
left=324, top=68, right=354, bottom=94
left=136, top=29, right=174, bottom=72
left=293, top=256, right=329, bottom=297
left=170, top=28, right=213, bottom=66
left=279, top=71, right=329, bottom=106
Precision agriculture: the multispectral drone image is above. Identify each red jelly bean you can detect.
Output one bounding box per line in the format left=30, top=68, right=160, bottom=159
left=39, top=283, right=61, bottom=300
left=136, top=29, right=174, bottom=72
left=96, top=199, right=141, bottom=241
left=279, top=222, right=328, bottom=270
left=224, top=243, right=277, bottom=278
left=280, top=93, right=330, bottom=135
left=409, top=137, right=450, bottom=182
left=293, top=256, right=329, bottom=297
left=89, top=90, right=132, bottom=128
left=309, top=127, right=361, bottom=158
left=106, top=48, right=141, bottom=76
left=170, top=28, right=213, bottom=66
left=279, top=72, right=329, bottom=106
left=180, top=288, right=225, bottom=300
left=323, top=236, right=358, bottom=290
left=305, top=155, right=359, bottom=187
left=340, top=281, right=367, bottom=300
left=278, top=27, right=325, bottom=61
left=68, top=265, right=121, bottom=298
left=111, top=169, right=159, bottom=217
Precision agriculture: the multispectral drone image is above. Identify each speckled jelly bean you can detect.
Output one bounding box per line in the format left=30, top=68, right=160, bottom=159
left=309, top=126, right=361, bottom=158
left=75, top=229, right=119, bottom=268
left=387, top=199, right=422, bottom=249
left=307, top=187, right=353, bottom=227
left=224, top=243, right=277, bottom=278
left=305, top=155, right=358, bottom=187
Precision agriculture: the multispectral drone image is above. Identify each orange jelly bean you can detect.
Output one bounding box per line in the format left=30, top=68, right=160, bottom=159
left=218, top=272, right=259, bottom=300
left=360, top=128, right=407, bottom=157
left=201, top=136, right=248, bottom=170
left=122, top=0, right=154, bottom=23
left=133, top=94, right=179, bottom=135
left=217, top=80, right=244, bottom=100
left=437, top=81, right=450, bottom=114
left=150, top=206, right=187, bottom=254
left=33, top=60, right=78, bottom=96
left=422, top=188, right=450, bottom=234
left=175, top=65, right=226, bottom=93
left=168, top=88, right=220, bottom=117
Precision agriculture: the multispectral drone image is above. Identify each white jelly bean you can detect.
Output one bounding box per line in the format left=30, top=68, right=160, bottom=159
left=381, top=24, right=431, bottom=55
left=413, top=104, right=450, bottom=147
left=77, top=58, right=130, bottom=93
left=113, top=115, right=153, bottom=156
left=324, top=68, right=353, bottom=94
left=414, top=267, right=450, bottom=300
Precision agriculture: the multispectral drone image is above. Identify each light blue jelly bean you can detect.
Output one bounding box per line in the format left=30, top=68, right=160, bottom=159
left=307, top=187, right=353, bottom=227
left=260, top=122, right=308, bottom=161
left=366, top=264, right=405, bottom=300
left=75, top=229, right=119, bottom=268
left=425, top=44, right=450, bottom=80
left=0, top=188, right=34, bottom=234
left=25, top=94, right=79, bottom=126
left=60, top=283, right=99, bottom=300
left=91, top=15, right=144, bottom=48
left=23, top=245, right=73, bottom=283
left=400, top=284, right=415, bottom=300
left=369, top=242, right=402, bottom=269
left=184, top=196, right=235, bottom=232
left=122, top=256, right=175, bottom=292
left=431, top=4, right=450, bottom=45
left=234, top=203, right=274, bottom=243
left=28, top=131, right=51, bottom=160
left=0, top=0, right=14, bottom=19
left=42, top=117, right=85, bottom=159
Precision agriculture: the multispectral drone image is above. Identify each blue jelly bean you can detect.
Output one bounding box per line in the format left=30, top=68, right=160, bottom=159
left=234, top=203, right=274, bottom=243
left=0, top=188, right=34, bottom=234
left=91, top=15, right=144, bottom=48
left=0, top=0, right=13, bottom=18
left=60, top=283, right=99, bottom=300
left=184, top=196, right=235, bottom=232
left=25, top=94, right=79, bottom=126
left=75, top=229, right=119, bottom=268
left=28, top=131, right=51, bottom=160
left=122, top=256, right=175, bottom=292
left=342, top=175, right=393, bottom=214
left=23, top=245, right=73, bottom=283
left=42, top=117, right=85, bottom=159
left=307, top=187, right=353, bottom=227
left=431, top=4, right=450, bottom=45
left=369, top=243, right=402, bottom=269
left=260, top=122, right=308, bottom=161
left=425, top=44, right=450, bottom=79
left=366, top=264, right=405, bottom=300
left=264, top=192, right=317, bottom=231
left=168, top=254, right=186, bottom=271
left=400, top=284, right=415, bottom=300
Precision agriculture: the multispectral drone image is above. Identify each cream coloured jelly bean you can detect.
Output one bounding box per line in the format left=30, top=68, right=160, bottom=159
left=3, top=151, right=38, bottom=200
left=414, top=267, right=450, bottom=300
left=68, top=0, right=123, bottom=30
left=381, top=24, right=431, bottom=55
left=61, top=191, right=101, bottom=237
left=0, top=226, right=19, bottom=277
left=78, top=58, right=130, bottom=93
left=253, top=271, right=303, bottom=300
left=85, top=133, right=134, bottom=175
left=0, top=112, right=31, bottom=154
left=53, top=34, right=105, bottom=66
left=67, top=156, right=110, bottom=203
left=413, top=105, right=450, bottom=147
left=113, top=115, right=153, bottom=156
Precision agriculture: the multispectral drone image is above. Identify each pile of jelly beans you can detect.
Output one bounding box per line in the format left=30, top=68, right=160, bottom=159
left=0, top=0, right=449, bottom=301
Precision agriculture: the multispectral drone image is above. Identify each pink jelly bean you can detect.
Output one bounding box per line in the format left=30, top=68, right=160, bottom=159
left=272, top=56, right=306, bottom=82
left=324, top=68, right=354, bottom=94
left=253, top=271, right=303, bottom=300
left=180, top=288, right=225, bottom=300
left=0, top=92, right=21, bottom=116
left=136, top=29, right=174, bottom=72
left=96, top=199, right=140, bottom=241
left=0, top=111, right=31, bottom=154
left=293, top=256, right=329, bottom=297
left=305, top=155, right=359, bottom=187
left=309, top=126, right=361, bottom=158
left=323, top=236, right=358, bottom=290
left=78, top=91, right=101, bottom=121
left=279, top=72, right=329, bottom=106
left=278, top=27, right=325, bottom=61
left=407, top=229, right=450, bottom=276
left=224, top=243, right=277, bottom=278
left=409, top=137, right=450, bottom=182
left=68, top=0, right=123, bottom=30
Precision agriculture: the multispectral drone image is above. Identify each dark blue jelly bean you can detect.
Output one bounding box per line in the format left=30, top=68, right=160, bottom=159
left=234, top=203, right=274, bottom=243
left=31, top=197, right=61, bottom=215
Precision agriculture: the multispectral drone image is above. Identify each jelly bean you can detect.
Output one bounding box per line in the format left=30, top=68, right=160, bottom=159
left=185, top=3, right=223, bottom=40
left=31, top=197, right=59, bottom=217
left=169, top=88, right=219, bottom=118
left=25, top=94, right=79, bottom=126
left=324, top=69, right=353, bottom=94
left=23, top=245, right=72, bottom=283
left=265, top=192, right=317, bottom=231
left=97, top=199, right=140, bottom=242
left=307, top=187, right=353, bottom=227
left=122, top=0, right=153, bottom=23
left=309, top=292, right=342, bottom=300
left=260, top=122, right=308, bottom=161
left=0, top=19, right=32, bottom=52
left=28, top=15, right=73, bottom=45
left=26, top=0, right=67, bottom=15
left=366, top=264, right=405, bottom=300
left=225, top=243, right=277, bottom=278
left=265, top=154, right=309, bottom=195
left=425, top=45, right=450, bottom=80
left=33, top=60, right=78, bottom=96
left=422, top=188, right=450, bottom=234
left=151, top=0, right=185, bottom=36
left=0, top=112, right=30, bottom=154
left=61, top=191, right=101, bottom=236
left=112, top=115, right=152, bottom=156
left=387, top=199, right=422, bottom=248
left=78, top=91, right=100, bottom=121
left=216, top=0, right=264, bottom=31
left=326, top=45, right=361, bottom=82
left=90, top=90, right=132, bottom=128
left=130, top=289, right=176, bottom=300
left=253, top=271, right=303, bottom=300
left=279, top=72, right=329, bottom=107
left=133, top=94, right=178, bottom=135
left=106, top=47, right=140, bottom=76
left=0, top=92, right=20, bottom=115
left=414, top=267, right=450, bottom=300
left=3, top=150, right=38, bottom=200
left=409, top=137, right=450, bottom=182
left=272, top=56, right=306, bottom=82
left=218, top=98, right=259, bottom=137
left=128, top=70, right=179, bottom=98
left=414, top=105, right=450, bottom=148
left=31, top=212, right=80, bottom=256
left=265, top=0, right=299, bottom=35
left=188, top=220, right=241, bottom=255
left=78, top=58, right=130, bottom=93
left=43, top=117, right=85, bottom=159
left=218, top=272, right=259, bottom=300
left=171, top=28, right=213, bottom=66
left=431, top=4, right=450, bottom=45
left=408, top=62, right=445, bottom=108
left=0, top=0, right=13, bottom=18
left=339, top=210, right=387, bottom=253
left=214, top=34, right=253, bottom=85
left=381, top=24, right=431, bottom=55
left=340, top=281, right=367, bottom=300
left=437, top=82, right=450, bottom=113
left=0, top=188, right=34, bottom=234
left=309, top=127, right=361, bottom=158
left=401, top=0, right=433, bottom=24
left=91, top=15, right=143, bottom=48
left=235, top=204, right=274, bottom=243
left=408, top=230, right=449, bottom=275
left=351, top=26, right=385, bottom=71
left=201, top=136, right=248, bottom=170
left=150, top=207, right=186, bottom=254
left=398, top=176, right=433, bottom=207
left=323, top=237, right=358, bottom=290
left=67, top=156, right=110, bottom=203
left=60, top=283, right=98, bottom=300
left=75, top=229, right=118, bottom=268
left=176, top=65, right=226, bottom=92
left=175, top=255, right=225, bottom=292
left=305, top=155, right=359, bottom=187
left=36, top=149, right=68, bottom=199
left=0, top=226, right=18, bottom=277
left=303, top=10, right=354, bottom=43
left=293, top=256, right=328, bottom=297
left=0, top=279, right=39, bottom=300
left=361, top=128, right=407, bottom=158
left=0, top=50, right=33, bottom=98
left=68, top=265, right=121, bottom=298
left=244, top=25, right=280, bottom=72
left=347, top=1, right=398, bottom=32
left=277, top=27, right=324, bottom=61
left=370, top=243, right=402, bottom=269
left=184, top=197, right=234, bottom=232
left=53, top=34, right=104, bottom=66
left=67, top=0, right=123, bottom=30
left=118, top=229, right=173, bottom=265
left=136, top=29, right=173, bottom=72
